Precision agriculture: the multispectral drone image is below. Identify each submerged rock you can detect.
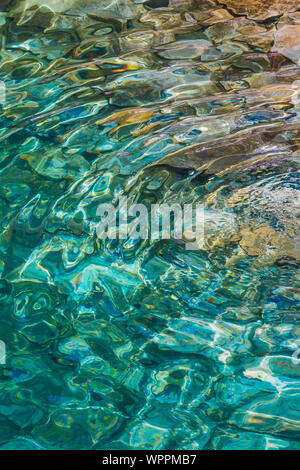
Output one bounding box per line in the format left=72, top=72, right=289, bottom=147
left=272, top=25, right=300, bottom=64
left=9, top=0, right=142, bottom=19
left=2, top=0, right=300, bottom=452
left=238, top=225, right=300, bottom=260
left=217, top=0, right=300, bottom=20
left=187, top=8, right=233, bottom=25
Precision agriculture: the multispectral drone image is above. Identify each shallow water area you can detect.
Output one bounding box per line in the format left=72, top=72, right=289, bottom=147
left=0, top=0, right=300, bottom=450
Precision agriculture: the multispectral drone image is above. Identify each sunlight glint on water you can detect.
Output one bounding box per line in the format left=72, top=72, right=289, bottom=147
left=0, top=0, right=300, bottom=450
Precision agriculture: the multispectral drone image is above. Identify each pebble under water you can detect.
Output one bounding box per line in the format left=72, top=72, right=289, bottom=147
left=0, top=0, right=300, bottom=450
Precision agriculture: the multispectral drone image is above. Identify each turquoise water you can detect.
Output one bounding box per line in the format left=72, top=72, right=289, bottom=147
left=0, top=0, right=300, bottom=450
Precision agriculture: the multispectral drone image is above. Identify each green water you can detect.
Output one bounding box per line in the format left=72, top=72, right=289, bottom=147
left=0, top=0, right=300, bottom=450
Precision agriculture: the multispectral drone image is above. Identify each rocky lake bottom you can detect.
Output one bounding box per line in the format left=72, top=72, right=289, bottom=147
left=0, top=0, right=300, bottom=450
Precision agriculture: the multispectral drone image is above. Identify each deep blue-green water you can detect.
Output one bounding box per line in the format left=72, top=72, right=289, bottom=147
left=0, top=0, right=300, bottom=450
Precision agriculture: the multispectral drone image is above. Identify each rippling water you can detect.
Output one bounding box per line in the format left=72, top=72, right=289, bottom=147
left=0, top=0, right=300, bottom=450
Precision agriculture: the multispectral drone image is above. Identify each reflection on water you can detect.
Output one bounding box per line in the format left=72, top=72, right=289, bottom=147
left=0, top=0, right=300, bottom=450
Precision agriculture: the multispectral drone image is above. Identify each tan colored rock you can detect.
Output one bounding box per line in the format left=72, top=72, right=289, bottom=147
left=238, top=225, right=300, bottom=260
left=204, top=230, right=241, bottom=251
left=205, top=18, right=274, bottom=51
left=272, top=25, right=300, bottom=64
left=139, top=10, right=183, bottom=30
left=278, top=11, right=300, bottom=25
left=200, top=220, right=300, bottom=266
left=217, top=0, right=300, bottom=20
left=227, top=188, right=250, bottom=207
left=9, top=0, right=75, bottom=13
left=193, top=0, right=218, bottom=9
left=96, top=108, right=153, bottom=134
left=235, top=23, right=275, bottom=52
left=10, top=0, right=142, bottom=20
left=187, top=8, right=233, bottom=25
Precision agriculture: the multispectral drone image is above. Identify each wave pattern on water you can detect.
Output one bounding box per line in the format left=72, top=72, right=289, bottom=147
left=0, top=0, right=300, bottom=450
